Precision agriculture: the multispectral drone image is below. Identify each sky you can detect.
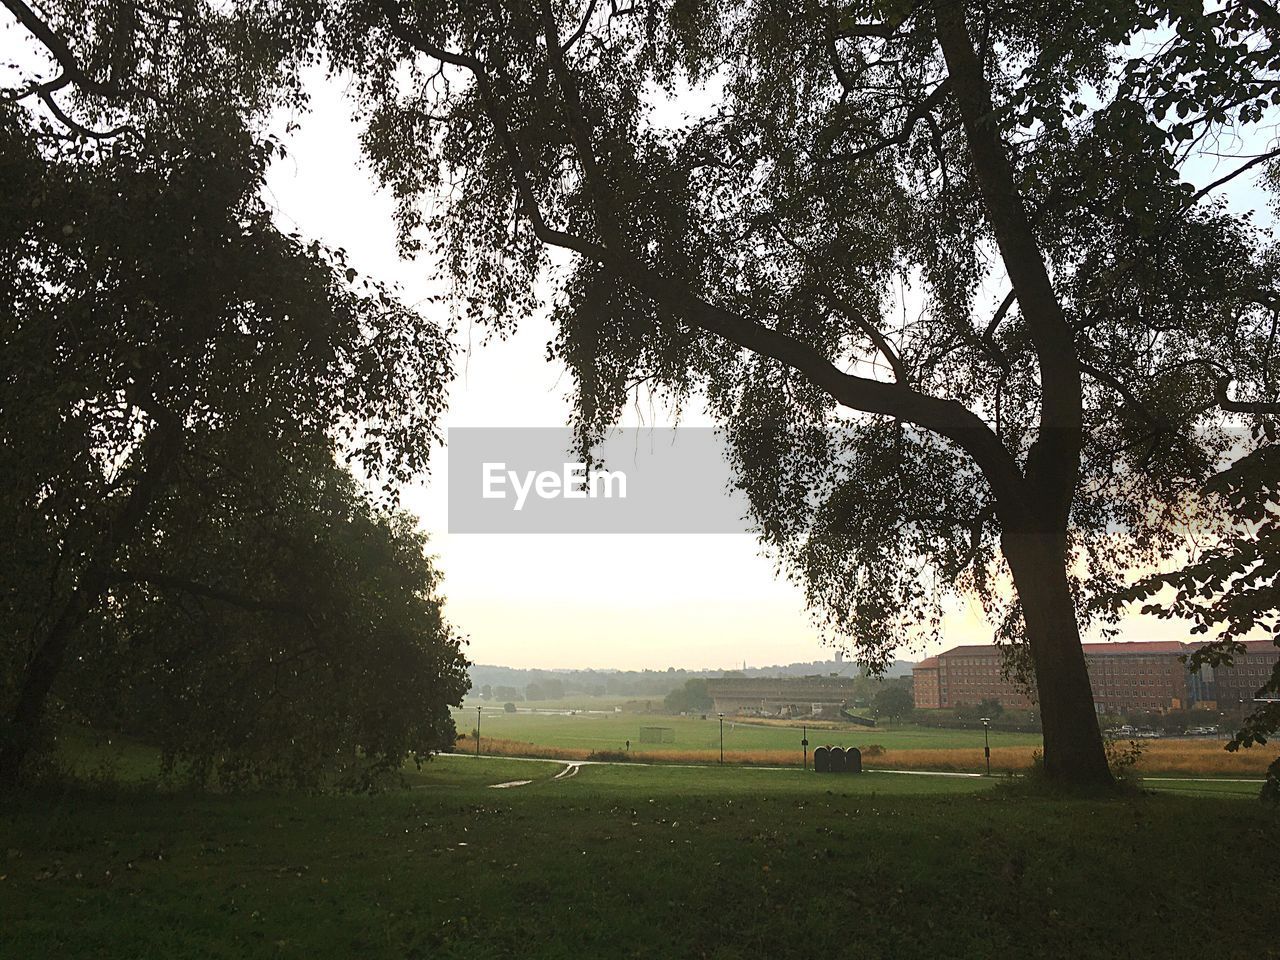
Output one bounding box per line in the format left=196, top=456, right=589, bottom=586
left=2, top=22, right=1248, bottom=672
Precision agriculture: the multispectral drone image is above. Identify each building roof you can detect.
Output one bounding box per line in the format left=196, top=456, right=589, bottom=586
left=1081, top=641, right=1189, bottom=656
left=926, top=639, right=1276, bottom=662
left=914, top=656, right=940, bottom=669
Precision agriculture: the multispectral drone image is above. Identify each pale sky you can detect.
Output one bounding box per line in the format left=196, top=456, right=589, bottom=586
left=1, top=22, right=1238, bottom=670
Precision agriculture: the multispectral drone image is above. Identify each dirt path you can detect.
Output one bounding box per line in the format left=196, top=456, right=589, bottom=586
left=487, top=760, right=581, bottom=788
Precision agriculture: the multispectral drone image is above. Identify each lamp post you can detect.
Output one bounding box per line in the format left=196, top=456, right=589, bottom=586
left=476, top=705, right=482, bottom=759
left=719, top=713, right=725, bottom=765
left=979, top=716, right=991, bottom=776
left=802, top=725, right=809, bottom=771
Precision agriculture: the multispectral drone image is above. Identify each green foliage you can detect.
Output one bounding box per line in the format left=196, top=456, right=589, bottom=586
left=663, top=677, right=713, bottom=714
left=65, top=443, right=468, bottom=790
left=0, top=9, right=457, bottom=785
left=1122, top=427, right=1280, bottom=802
left=871, top=683, right=915, bottom=723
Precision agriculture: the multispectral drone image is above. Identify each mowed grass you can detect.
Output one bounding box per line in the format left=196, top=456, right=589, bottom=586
left=458, top=708, right=1276, bottom=776
left=2, top=756, right=1277, bottom=960
left=459, top=708, right=1044, bottom=754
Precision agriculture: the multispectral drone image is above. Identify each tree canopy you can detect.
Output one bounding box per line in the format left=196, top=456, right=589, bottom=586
left=0, top=7, right=461, bottom=785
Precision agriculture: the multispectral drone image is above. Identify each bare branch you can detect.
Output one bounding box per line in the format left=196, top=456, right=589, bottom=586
left=1191, top=146, right=1280, bottom=203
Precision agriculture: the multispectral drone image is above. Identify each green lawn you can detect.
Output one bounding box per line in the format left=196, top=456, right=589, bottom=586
left=457, top=707, right=1043, bottom=754
left=1, top=755, right=1275, bottom=959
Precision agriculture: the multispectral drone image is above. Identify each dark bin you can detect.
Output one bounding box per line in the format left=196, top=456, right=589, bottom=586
left=813, top=745, right=830, bottom=773
left=845, top=746, right=863, bottom=773
left=829, top=746, right=846, bottom=773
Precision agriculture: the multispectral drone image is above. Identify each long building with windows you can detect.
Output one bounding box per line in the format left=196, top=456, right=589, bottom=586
left=705, top=676, right=860, bottom=717
left=912, top=640, right=1278, bottom=714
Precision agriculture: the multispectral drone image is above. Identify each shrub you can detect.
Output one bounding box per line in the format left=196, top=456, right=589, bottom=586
left=503, top=703, right=517, bottom=713
left=587, top=750, right=630, bottom=763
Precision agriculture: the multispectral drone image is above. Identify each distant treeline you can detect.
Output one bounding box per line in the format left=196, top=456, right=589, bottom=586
left=468, top=659, right=915, bottom=702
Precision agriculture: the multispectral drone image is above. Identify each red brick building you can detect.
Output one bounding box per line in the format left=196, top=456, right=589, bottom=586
left=912, top=640, right=1278, bottom=714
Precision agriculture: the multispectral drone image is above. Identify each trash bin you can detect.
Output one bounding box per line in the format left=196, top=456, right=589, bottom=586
left=829, top=746, right=846, bottom=773
left=845, top=746, right=862, bottom=773
left=813, top=745, right=830, bottom=773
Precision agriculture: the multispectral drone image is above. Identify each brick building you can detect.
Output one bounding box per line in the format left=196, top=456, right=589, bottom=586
left=912, top=640, right=1278, bottom=714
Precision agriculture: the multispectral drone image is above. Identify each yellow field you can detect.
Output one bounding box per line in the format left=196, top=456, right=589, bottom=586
left=464, top=735, right=1274, bottom=777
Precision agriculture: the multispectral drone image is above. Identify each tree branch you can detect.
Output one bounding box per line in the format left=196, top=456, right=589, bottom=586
left=1191, top=146, right=1280, bottom=204
left=1217, top=376, right=1280, bottom=413
left=933, top=0, right=1082, bottom=526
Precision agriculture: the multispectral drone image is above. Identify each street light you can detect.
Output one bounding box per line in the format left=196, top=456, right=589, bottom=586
left=802, top=724, right=809, bottom=771
left=979, top=716, right=991, bottom=776
left=719, top=713, right=725, bottom=765
left=476, top=705, right=482, bottom=759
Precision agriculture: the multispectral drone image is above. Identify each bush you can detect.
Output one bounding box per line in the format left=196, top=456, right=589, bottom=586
left=586, top=750, right=630, bottom=763
left=861, top=744, right=885, bottom=757
left=503, top=702, right=517, bottom=713
left=1104, top=738, right=1144, bottom=784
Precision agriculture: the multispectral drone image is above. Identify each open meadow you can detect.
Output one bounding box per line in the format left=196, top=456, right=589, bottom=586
left=455, top=707, right=1277, bottom=777
left=1, top=755, right=1276, bottom=959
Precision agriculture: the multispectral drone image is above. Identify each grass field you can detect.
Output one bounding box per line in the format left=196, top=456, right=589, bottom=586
left=458, top=707, right=1045, bottom=753
left=456, top=708, right=1276, bottom=776
left=2, top=755, right=1276, bottom=959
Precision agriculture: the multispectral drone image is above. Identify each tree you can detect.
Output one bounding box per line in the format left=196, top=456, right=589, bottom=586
left=0, top=7, right=455, bottom=784
left=872, top=685, right=914, bottom=726
left=315, top=0, right=1280, bottom=787
left=977, top=698, right=1005, bottom=720
left=541, top=677, right=566, bottom=700
left=66, top=439, right=469, bottom=789
left=664, top=677, right=712, bottom=714
left=1124, top=431, right=1280, bottom=802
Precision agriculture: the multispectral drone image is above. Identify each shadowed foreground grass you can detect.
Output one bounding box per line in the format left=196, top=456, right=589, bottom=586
left=1, top=756, right=1276, bottom=959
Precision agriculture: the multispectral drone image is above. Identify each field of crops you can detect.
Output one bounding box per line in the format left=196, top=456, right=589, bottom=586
left=454, top=707, right=1277, bottom=776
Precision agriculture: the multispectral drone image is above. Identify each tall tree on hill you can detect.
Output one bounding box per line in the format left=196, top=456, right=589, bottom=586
left=319, top=0, right=1280, bottom=787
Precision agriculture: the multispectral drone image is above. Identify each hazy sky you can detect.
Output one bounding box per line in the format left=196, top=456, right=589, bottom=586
left=1, top=19, right=1238, bottom=670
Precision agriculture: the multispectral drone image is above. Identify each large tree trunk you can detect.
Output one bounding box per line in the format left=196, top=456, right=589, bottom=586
left=0, top=410, right=181, bottom=788
left=1001, top=527, right=1113, bottom=787
left=932, top=2, right=1112, bottom=788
